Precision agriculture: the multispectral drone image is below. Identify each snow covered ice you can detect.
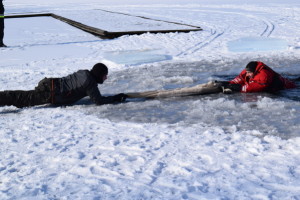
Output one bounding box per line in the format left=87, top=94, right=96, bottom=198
left=1, top=0, right=300, bottom=199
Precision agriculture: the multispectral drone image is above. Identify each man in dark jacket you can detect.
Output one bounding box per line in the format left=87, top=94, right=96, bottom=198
left=0, top=0, right=5, bottom=47
left=0, top=63, right=127, bottom=108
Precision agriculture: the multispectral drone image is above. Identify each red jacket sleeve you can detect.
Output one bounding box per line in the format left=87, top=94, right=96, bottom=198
left=241, top=69, right=274, bottom=93
left=229, top=68, right=276, bottom=93
left=229, top=69, right=247, bottom=85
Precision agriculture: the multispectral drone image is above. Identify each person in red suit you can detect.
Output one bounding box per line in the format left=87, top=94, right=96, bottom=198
left=222, top=61, right=296, bottom=93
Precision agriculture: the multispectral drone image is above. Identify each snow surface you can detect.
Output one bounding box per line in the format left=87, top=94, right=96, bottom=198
left=1, top=0, right=300, bottom=199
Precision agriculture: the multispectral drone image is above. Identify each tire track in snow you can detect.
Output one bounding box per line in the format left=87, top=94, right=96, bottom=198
left=172, top=9, right=275, bottom=57
left=115, top=8, right=228, bottom=58
left=176, top=28, right=225, bottom=57
left=259, top=19, right=275, bottom=37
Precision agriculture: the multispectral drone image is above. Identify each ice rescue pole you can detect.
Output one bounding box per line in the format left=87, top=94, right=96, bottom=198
left=125, top=81, right=223, bottom=98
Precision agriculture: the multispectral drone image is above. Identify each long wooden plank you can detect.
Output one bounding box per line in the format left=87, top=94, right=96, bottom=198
left=126, top=81, right=222, bottom=98
left=5, top=12, right=201, bottom=39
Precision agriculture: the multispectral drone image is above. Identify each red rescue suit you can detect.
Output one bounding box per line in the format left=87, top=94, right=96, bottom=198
left=229, top=62, right=296, bottom=93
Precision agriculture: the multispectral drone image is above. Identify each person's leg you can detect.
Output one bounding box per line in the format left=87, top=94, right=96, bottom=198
left=0, top=16, right=5, bottom=47
left=0, top=90, right=51, bottom=108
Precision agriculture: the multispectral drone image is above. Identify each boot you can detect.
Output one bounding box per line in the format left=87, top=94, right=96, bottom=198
left=0, top=43, right=6, bottom=47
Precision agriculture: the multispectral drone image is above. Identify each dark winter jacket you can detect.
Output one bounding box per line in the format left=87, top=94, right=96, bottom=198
left=229, top=62, right=296, bottom=93
left=39, top=70, right=115, bottom=105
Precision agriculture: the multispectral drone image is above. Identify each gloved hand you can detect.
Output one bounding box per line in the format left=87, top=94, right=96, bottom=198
left=113, top=93, right=128, bottom=102
left=215, top=81, right=230, bottom=87
left=215, top=81, right=230, bottom=93
left=226, top=84, right=242, bottom=92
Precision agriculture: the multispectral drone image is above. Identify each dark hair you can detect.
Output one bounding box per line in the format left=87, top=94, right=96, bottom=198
left=245, top=61, right=257, bottom=72
left=90, top=63, right=108, bottom=83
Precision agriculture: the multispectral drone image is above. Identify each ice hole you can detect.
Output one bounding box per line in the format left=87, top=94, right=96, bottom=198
left=227, top=37, right=288, bottom=52
left=103, top=50, right=172, bottom=65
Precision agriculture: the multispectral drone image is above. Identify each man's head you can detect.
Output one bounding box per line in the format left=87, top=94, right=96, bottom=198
left=245, top=61, right=257, bottom=78
left=91, top=63, right=108, bottom=84
left=245, top=61, right=258, bottom=73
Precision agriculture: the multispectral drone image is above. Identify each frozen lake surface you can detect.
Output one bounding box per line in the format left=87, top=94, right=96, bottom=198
left=75, top=61, right=300, bottom=139
left=103, top=50, right=172, bottom=65
left=1, top=0, right=300, bottom=199
left=227, top=37, right=288, bottom=52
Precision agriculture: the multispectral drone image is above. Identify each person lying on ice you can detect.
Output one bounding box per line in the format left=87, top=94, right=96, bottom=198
left=0, top=0, right=6, bottom=47
left=220, top=61, right=296, bottom=93
left=0, top=63, right=127, bottom=108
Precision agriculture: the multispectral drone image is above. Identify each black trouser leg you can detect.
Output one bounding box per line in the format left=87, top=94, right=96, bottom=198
left=0, top=90, right=51, bottom=108
left=0, top=17, right=4, bottom=45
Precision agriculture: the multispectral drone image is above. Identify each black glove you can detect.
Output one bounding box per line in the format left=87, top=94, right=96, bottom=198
left=226, top=84, right=242, bottom=92
left=215, top=80, right=230, bottom=87
left=113, top=93, right=127, bottom=102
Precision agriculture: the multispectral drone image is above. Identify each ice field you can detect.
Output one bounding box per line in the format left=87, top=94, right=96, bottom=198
left=0, top=0, right=300, bottom=199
